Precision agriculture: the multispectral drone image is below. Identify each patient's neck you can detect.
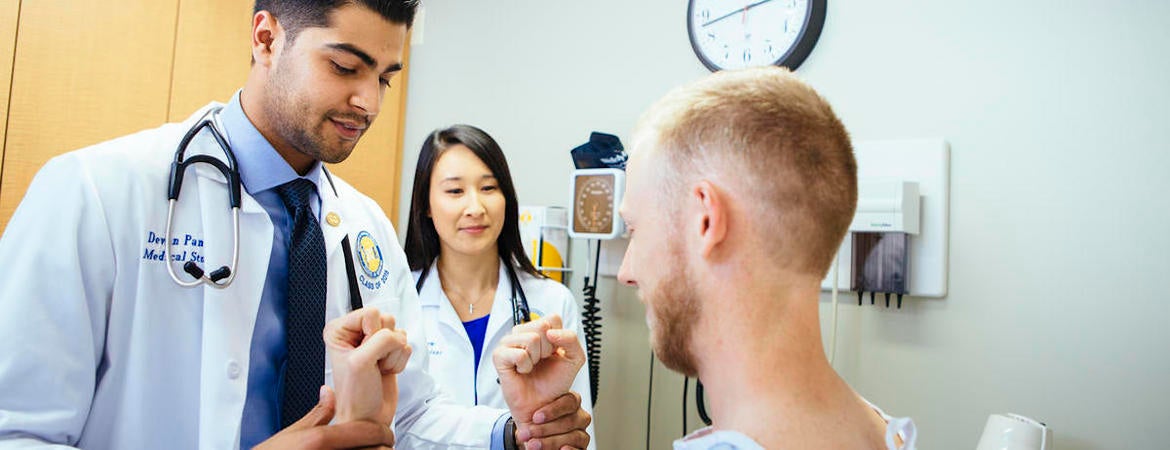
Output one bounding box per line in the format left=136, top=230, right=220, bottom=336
left=692, top=278, right=885, bottom=448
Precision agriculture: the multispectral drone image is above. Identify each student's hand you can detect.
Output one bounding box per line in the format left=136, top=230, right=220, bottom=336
left=324, top=308, right=411, bottom=426
left=493, top=315, right=590, bottom=448
left=254, top=385, right=396, bottom=450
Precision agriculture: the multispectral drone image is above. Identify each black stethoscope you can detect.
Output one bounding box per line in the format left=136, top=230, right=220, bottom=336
left=415, top=260, right=531, bottom=326
left=165, top=107, right=365, bottom=309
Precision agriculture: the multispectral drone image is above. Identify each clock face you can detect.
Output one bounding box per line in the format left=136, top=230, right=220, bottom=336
left=573, top=174, right=616, bottom=234
left=687, top=0, right=826, bottom=72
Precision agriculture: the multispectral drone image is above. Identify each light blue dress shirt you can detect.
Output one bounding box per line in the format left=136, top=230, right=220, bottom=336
left=217, top=92, right=324, bottom=449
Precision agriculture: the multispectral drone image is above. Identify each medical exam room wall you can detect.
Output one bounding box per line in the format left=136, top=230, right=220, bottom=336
left=0, top=0, right=412, bottom=231
left=399, top=1, right=1170, bottom=448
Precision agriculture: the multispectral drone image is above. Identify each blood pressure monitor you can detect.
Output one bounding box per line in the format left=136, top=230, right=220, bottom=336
left=569, top=168, right=624, bottom=239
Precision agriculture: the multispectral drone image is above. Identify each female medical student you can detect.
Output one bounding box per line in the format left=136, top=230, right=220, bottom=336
left=404, top=125, right=596, bottom=447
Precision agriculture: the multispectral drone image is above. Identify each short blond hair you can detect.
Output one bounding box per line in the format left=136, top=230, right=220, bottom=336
left=634, top=66, right=857, bottom=277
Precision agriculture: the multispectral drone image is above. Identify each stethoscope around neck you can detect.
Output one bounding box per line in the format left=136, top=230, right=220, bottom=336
left=415, top=259, right=532, bottom=326
left=163, top=106, right=366, bottom=310
left=164, top=107, right=242, bottom=289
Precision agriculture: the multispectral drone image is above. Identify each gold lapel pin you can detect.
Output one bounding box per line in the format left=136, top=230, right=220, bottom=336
left=325, top=212, right=341, bottom=227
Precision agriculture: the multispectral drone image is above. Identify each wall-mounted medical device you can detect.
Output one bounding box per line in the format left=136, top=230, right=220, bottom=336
left=821, top=139, right=950, bottom=305
left=850, top=180, right=919, bottom=307
left=852, top=180, right=920, bottom=234
left=567, top=132, right=629, bottom=407
left=569, top=168, right=625, bottom=240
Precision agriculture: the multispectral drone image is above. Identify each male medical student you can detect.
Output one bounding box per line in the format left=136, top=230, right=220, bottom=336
left=0, top=1, right=590, bottom=449
left=617, top=66, right=918, bottom=449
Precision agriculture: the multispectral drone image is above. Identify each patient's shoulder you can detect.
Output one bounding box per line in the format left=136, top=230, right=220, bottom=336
left=673, top=427, right=764, bottom=450
left=862, top=396, right=918, bottom=450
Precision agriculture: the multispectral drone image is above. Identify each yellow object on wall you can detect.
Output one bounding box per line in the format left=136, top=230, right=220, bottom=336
left=519, top=206, right=570, bottom=284
left=530, top=240, right=566, bottom=283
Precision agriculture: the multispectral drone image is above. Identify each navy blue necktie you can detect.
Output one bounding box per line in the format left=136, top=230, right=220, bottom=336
left=277, top=178, right=327, bottom=429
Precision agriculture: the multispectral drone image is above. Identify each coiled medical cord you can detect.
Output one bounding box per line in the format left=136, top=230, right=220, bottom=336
left=581, top=239, right=603, bottom=405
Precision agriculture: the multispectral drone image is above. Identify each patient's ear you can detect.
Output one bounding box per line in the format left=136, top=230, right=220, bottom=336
left=692, top=180, right=727, bottom=259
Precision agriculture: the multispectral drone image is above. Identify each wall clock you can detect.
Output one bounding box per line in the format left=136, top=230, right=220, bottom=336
left=687, top=0, right=827, bottom=71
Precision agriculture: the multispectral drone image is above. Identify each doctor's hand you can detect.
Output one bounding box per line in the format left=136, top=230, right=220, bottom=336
left=516, top=391, right=592, bottom=450
left=324, top=308, right=412, bottom=426
left=255, top=385, right=396, bottom=450
left=493, top=315, right=591, bottom=449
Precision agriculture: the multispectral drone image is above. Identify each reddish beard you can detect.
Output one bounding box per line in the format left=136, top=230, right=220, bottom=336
left=647, top=239, right=702, bottom=377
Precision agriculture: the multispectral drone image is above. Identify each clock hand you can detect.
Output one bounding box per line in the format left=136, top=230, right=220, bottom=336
left=701, top=0, right=776, bottom=28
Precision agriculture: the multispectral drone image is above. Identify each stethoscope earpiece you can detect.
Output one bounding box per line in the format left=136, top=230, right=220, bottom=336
left=180, top=262, right=230, bottom=283
left=208, top=266, right=232, bottom=282
left=182, top=261, right=204, bottom=279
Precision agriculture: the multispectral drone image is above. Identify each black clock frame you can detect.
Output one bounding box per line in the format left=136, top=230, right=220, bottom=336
left=686, top=0, right=827, bottom=72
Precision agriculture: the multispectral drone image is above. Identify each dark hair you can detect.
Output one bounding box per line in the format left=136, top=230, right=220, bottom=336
left=404, top=125, right=543, bottom=279
left=254, top=0, right=419, bottom=43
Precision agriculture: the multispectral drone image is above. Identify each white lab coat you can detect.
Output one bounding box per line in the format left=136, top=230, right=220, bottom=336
left=412, top=263, right=596, bottom=450
left=0, top=103, right=504, bottom=449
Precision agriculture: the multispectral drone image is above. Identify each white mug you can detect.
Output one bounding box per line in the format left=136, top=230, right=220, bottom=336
left=975, top=413, right=1052, bottom=450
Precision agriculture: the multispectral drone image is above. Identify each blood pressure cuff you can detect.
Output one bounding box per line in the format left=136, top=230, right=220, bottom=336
left=570, top=131, right=627, bottom=170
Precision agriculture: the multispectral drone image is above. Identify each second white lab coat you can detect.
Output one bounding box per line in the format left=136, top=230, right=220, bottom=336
left=412, top=262, right=597, bottom=449
left=0, top=104, right=503, bottom=449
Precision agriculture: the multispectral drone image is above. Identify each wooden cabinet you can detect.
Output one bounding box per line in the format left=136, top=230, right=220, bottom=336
left=0, top=0, right=19, bottom=186
left=0, top=1, right=409, bottom=231
left=1, top=0, right=179, bottom=227
left=169, top=0, right=255, bottom=122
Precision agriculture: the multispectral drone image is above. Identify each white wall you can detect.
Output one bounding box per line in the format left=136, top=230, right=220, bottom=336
left=398, top=1, right=1170, bottom=448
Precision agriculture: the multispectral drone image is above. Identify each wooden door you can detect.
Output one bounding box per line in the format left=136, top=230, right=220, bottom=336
left=0, top=0, right=180, bottom=227
left=169, top=0, right=254, bottom=122
left=0, top=0, right=20, bottom=185
left=0, top=2, right=409, bottom=231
